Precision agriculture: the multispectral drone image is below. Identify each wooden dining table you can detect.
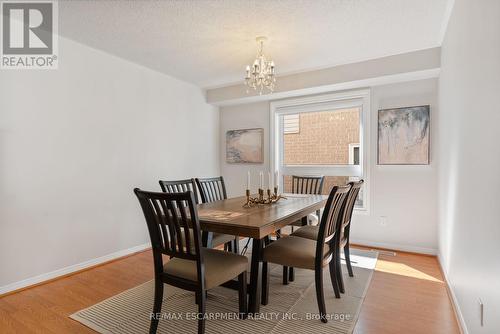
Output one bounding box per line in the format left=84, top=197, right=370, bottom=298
left=197, top=193, right=328, bottom=313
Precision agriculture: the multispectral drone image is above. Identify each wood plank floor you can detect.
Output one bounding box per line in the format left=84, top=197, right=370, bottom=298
left=0, top=246, right=460, bottom=333
left=353, top=246, right=460, bottom=334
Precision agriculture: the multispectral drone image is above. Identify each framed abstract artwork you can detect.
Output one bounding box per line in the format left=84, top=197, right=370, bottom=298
left=378, top=105, right=430, bottom=165
left=226, top=128, right=264, bottom=164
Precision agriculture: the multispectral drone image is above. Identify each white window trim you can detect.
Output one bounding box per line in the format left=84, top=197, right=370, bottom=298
left=348, top=143, right=360, bottom=165
left=270, top=89, right=371, bottom=213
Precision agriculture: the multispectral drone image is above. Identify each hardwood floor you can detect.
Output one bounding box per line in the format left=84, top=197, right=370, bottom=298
left=353, top=246, right=460, bottom=334
left=0, top=246, right=460, bottom=333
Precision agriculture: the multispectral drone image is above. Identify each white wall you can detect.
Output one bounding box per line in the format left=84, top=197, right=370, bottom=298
left=0, top=36, right=220, bottom=291
left=438, top=1, right=500, bottom=333
left=220, top=78, right=438, bottom=254
left=220, top=102, right=270, bottom=195
left=353, top=79, right=438, bottom=254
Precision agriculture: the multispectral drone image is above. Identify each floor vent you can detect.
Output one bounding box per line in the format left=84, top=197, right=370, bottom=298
left=372, top=249, right=397, bottom=256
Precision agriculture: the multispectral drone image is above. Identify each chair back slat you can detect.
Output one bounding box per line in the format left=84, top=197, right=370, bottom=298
left=341, top=180, right=364, bottom=239
left=292, top=175, right=324, bottom=195
left=195, top=176, right=227, bottom=203
left=159, top=179, right=199, bottom=204
left=315, top=185, right=351, bottom=259
left=134, top=189, right=202, bottom=261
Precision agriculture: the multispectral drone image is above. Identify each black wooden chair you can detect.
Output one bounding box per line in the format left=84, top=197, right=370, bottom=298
left=282, top=175, right=325, bottom=283
left=134, top=189, right=248, bottom=334
left=195, top=176, right=239, bottom=253
left=291, top=175, right=325, bottom=218
left=291, top=180, right=364, bottom=294
left=195, top=176, right=228, bottom=203
left=159, top=179, right=200, bottom=203
left=159, top=179, right=235, bottom=250
left=261, top=185, right=351, bottom=323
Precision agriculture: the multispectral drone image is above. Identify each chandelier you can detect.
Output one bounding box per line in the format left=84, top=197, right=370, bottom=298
left=244, top=36, right=276, bottom=94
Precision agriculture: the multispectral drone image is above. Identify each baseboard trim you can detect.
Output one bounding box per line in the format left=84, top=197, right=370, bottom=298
left=350, top=238, right=437, bottom=255
left=0, top=242, right=151, bottom=296
left=437, top=254, right=469, bottom=334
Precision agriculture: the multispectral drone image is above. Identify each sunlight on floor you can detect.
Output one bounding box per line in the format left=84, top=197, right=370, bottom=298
left=375, top=259, right=443, bottom=282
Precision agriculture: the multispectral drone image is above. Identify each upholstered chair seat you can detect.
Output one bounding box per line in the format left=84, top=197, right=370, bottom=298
left=290, top=225, right=319, bottom=240
left=291, top=225, right=349, bottom=246
left=263, top=236, right=330, bottom=270
left=213, top=233, right=237, bottom=248
left=181, top=229, right=236, bottom=250
left=164, top=248, right=247, bottom=289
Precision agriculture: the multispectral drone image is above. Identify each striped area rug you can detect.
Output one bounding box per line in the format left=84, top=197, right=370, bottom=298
left=70, top=248, right=377, bottom=334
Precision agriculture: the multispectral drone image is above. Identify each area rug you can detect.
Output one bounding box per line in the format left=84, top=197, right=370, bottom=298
left=70, top=248, right=377, bottom=334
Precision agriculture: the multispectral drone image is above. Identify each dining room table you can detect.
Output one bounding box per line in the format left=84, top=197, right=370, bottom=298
left=196, top=192, right=328, bottom=314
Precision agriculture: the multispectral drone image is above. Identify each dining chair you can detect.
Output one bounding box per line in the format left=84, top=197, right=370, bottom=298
left=282, top=175, right=325, bottom=284
left=195, top=176, right=228, bottom=203
left=291, top=180, right=364, bottom=294
left=159, top=178, right=200, bottom=203
left=261, top=185, right=351, bottom=323
left=291, top=175, right=325, bottom=218
left=195, top=176, right=239, bottom=253
left=134, top=189, right=248, bottom=334
left=159, top=179, right=235, bottom=250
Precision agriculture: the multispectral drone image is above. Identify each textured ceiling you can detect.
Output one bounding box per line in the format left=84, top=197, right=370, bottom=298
left=59, top=0, right=450, bottom=88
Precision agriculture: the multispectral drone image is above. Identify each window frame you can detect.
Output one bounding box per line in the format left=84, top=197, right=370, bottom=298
left=348, top=143, right=360, bottom=165
left=270, top=89, right=370, bottom=212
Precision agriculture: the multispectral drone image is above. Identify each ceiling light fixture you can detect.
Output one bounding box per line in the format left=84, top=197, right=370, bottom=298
left=244, top=36, right=276, bottom=95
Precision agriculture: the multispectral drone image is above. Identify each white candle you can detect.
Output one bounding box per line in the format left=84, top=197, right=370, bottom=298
left=247, top=171, right=250, bottom=190
left=268, top=172, right=271, bottom=189
left=275, top=170, right=279, bottom=189
left=259, top=172, right=263, bottom=189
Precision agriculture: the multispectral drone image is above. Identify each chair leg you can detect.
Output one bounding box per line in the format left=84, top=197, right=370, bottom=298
left=314, top=267, right=327, bottom=323
left=282, top=266, right=289, bottom=285
left=233, top=237, right=240, bottom=254
left=336, top=247, right=345, bottom=294
left=288, top=267, right=295, bottom=282
left=238, top=272, right=248, bottom=318
left=150, top=279, right=164, bottom=334
left=197, top=289, right=206, bottom=334
left=261, top=262, right=270, bottom=305
left=344, top=244, right=354, bottom=277
left=328, top=260, right=341, bottom=298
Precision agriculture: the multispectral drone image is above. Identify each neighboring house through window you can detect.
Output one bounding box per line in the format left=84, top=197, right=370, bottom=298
left=270, top=90, right=370, bottom=210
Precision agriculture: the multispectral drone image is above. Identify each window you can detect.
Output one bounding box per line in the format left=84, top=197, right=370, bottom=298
left=270, top=90, right=370, bottom=211
left=349, top=144, right=360, bottom=165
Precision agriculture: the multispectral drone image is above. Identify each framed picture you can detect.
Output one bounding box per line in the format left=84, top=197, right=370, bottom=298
left=378, top=105, right=430, bottom=165
left=226, top=128, right=264, bottom=164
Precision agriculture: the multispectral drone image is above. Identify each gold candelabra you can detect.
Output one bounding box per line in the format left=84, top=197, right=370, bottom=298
left=243, top=187, right=286, bottom=207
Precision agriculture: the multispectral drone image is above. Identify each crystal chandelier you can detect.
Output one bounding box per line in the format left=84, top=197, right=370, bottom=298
left=244, top=36, right=276, bottom=94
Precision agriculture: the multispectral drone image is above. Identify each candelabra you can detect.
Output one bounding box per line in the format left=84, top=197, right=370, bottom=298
left=243, top=187, right=286, bottom=207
